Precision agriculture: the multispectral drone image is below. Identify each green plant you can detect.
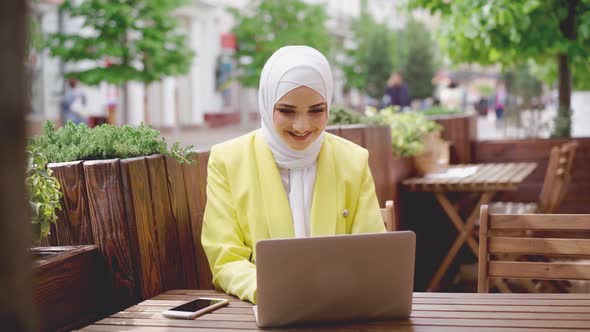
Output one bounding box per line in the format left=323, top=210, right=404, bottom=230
left=28, top=121, right=194, bottom=164
left=27, top=148, right=62, bottom=245
left=228, top=0, right=330, bottom=88
left=378, top=108, right=442, bottom=157
left=422, top=106, right=462, bottom=117
left=44, top=0, right=193, bottom=86
left=551, top=106, right=572, bottom=138
left=328, top=105, right=365, bottom=125
left=408, top=0, right=590, bottom=137
left=401, top=18, right=437, bottom=99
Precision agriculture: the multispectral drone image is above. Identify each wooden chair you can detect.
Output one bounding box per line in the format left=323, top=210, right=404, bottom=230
left=489, top=141, right=579, bottom=214
left=381, top=200, right=396, bottom=231
left=478, top=205, right=590, bottom=293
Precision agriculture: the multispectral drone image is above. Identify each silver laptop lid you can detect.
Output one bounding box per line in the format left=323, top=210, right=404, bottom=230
left=255, top=231, right=415, bottom=327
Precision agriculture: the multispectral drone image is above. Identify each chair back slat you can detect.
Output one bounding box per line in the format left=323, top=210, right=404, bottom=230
left=478, top=205, right=590, bottom=293
left=538, top=141, right=578, bottom=213
left=380, top=200, right=396, bottom=231
left=489, top=237, right=590, bottom=256
left=489, top=261, right=590, bottom=280
left=490, top=214, right=590, bottom=230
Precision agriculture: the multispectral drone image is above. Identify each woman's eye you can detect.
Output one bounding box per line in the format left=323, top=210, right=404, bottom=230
left=277, top=109, right=295, bottom=115
left=309, top=108, right=325, bottom=114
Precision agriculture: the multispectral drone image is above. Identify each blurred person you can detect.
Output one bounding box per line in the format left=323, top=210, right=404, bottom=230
left=382, top=72, right=411, bottom=110
left=62, top=77, right=87, bottom=124
left=494, top=80, right=507, bottom=127
left=201, top=46, right=385, bottom=304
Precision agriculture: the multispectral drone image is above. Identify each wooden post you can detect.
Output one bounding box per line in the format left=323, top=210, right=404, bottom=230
left=0, top=0, right=35, bottom=330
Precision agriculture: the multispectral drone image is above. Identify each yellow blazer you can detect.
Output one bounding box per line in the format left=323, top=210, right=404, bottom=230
left=201, top=130, right=385, bottom=303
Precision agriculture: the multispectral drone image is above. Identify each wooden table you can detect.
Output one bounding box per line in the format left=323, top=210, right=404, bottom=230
left=402, top=163, right=537, bottom=292
left=79, top=289, right=590, bottom=331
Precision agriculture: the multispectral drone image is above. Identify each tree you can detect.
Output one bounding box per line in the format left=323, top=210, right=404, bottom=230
left=45, top=0, right=194, bottom=120
left=401, top=19, right=436, bottom=100
left=408, top=0, right=590, bottom=137
left=341, top=9, right=394, bottom=100
left=228, top=0, right=330, bottom=88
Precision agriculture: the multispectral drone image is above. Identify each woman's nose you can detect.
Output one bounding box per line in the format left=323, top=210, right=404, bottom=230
left=292, top=116, right=309, bottom=132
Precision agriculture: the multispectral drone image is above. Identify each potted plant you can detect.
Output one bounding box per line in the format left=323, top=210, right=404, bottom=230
left=366, top=107, right=448, bottom=175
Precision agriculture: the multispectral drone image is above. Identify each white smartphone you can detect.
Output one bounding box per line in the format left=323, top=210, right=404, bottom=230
left=162, top=297, right=229, bottom=319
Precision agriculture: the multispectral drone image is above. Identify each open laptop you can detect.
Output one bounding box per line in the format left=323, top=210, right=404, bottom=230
left=254, top=231, right=415, bottom=327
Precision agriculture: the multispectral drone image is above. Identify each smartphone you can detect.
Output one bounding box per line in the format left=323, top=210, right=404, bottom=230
left=162, top=297, right=229, bottom=319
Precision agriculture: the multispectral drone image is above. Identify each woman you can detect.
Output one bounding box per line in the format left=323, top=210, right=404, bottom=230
left=201, top=46, right=385, bottom=304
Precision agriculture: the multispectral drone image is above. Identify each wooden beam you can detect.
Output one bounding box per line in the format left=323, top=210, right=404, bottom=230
left=0, top=0, right=35, bottom=330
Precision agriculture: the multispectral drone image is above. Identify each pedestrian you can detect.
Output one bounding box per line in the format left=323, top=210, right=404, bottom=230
left=382, top=72, right=411, bottom=111
left=62, top=77, right=87, bottom=124
left=494, top=80, right=507, bottom=127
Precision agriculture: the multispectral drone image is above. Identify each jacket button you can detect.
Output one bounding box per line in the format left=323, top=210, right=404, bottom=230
left=342, top=209, right=349, bottom=217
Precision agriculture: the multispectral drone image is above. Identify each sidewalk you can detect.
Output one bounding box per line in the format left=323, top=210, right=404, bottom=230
left=160, top=124, right=260, bottom=151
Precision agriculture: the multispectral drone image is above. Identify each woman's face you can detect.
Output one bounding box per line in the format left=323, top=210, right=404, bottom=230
left=273, top=86, right=328, bottom=150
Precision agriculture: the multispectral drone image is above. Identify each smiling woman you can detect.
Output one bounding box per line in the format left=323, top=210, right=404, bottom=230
left=201, top=46, right=386, bottom=304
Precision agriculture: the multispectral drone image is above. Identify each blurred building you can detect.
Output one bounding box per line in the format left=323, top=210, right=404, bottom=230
left=30, top=0, right=409, bottom=131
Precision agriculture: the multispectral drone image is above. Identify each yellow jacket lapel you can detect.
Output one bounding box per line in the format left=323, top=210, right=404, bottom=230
left=254, top=132, right=294, bottom=238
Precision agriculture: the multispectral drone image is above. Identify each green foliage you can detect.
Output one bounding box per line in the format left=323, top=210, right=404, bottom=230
left=551, top=106, right=572, bottom=138
left=408, top=0, right=590, bottom=137
left=328, top=105, right=365, bottom=125
left=26, top=148, right=62, bottom=245
left=401, top=19, right=437, bottom=99
left=228, top=0, right=330, bottom=88
left=28, top=121, right=194, bottom=164
left=341, top=13, right=394, bottom=99
left=44, top=0, right=194, bottom=85
left=502, top=62, right=544, bottom=109
left=363, top=107, right=441, bottom=157
left=421, top=106, right=461, bottom=117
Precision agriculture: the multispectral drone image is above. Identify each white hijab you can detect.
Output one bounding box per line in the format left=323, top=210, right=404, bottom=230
left=259, top=46, right=333, bottom=237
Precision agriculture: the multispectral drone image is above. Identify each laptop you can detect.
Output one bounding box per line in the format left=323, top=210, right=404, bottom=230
left=254, top=231, right=415, bottom=327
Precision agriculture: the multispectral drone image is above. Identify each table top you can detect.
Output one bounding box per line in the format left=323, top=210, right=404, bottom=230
left=80, top=289, right=590, bottom=331
left=402, top=162, right=537, bottom=192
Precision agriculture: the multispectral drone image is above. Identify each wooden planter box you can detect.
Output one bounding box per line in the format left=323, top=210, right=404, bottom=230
left=32, top=245, right=106, bottom=332
left=428, top=112, right=477, bottom=164
left=44, top=154, right=213, bottom=312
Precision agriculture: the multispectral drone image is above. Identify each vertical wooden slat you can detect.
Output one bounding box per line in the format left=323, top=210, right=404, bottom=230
left=145, top=155, right=183, bottom=291
left=363, top=125, right=395, bottom=206
left=338, top=124, right=365, bottom=146
left=165, top=155, right=198, bottom=289
left=120, top=157, right=162, bottom=300
left=478, top=205, right=490, bottom=293
left=48, top=161, right=93, bottom=245
left=184, top=152, right=214, bottom=289
left=84, top=159, right=136, bottom=310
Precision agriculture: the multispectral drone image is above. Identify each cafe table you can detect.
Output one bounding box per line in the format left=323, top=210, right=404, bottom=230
left=79, top=289, right=590, bottom=331
left=402, top=163, right=537, bottom=292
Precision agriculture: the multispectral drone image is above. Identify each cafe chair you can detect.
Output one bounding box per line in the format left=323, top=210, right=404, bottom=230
left=381, top=200, right=397, bottom=232
left=488, top=140, right=578, bottom=215
left=478, top=205, right=590, bottom=293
